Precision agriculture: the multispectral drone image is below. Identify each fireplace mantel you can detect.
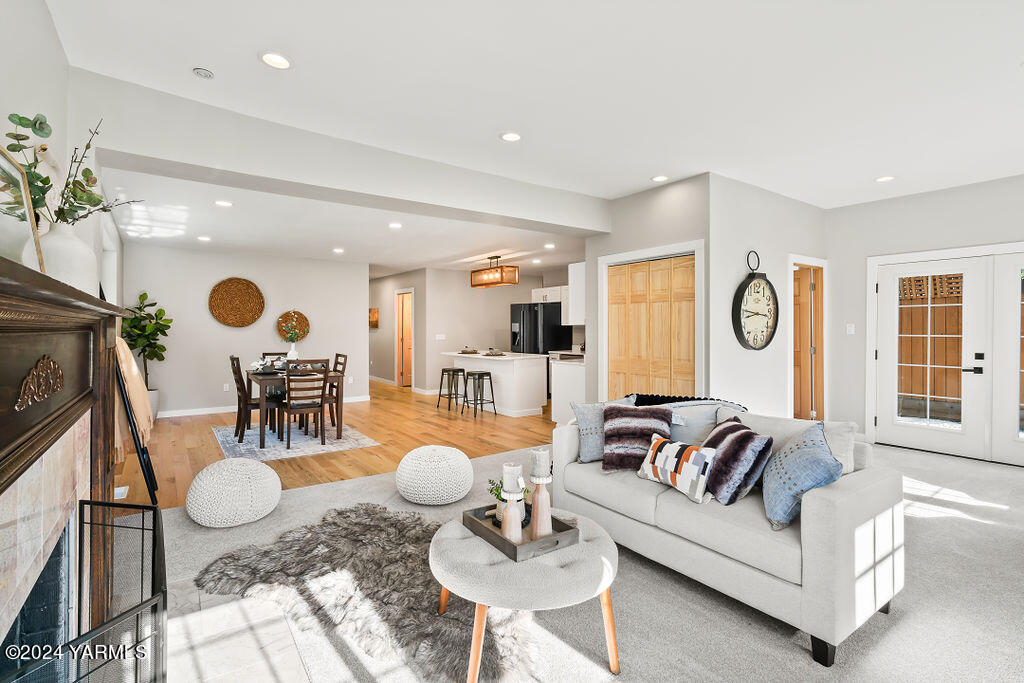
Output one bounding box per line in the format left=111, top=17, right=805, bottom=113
left=0, top=257, right=126, bottom=499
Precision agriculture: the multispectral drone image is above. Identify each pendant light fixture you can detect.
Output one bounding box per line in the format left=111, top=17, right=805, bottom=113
left=470, top=256, right=519, bottom=288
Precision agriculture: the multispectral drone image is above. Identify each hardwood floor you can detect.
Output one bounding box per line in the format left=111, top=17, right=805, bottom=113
left=115, top=380, right=556, bottom=509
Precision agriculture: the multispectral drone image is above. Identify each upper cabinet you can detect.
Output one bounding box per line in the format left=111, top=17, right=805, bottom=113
left=566, top=262, right=586, bottom=326
left=531, top=286, right=562, bottom=303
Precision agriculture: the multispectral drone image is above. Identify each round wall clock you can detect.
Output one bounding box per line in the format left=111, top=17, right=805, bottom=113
left=731, top=251, right=779, bottom=350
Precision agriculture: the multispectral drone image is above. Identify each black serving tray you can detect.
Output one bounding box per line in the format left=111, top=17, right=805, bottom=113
left=462, top=504, right=579, bottom=562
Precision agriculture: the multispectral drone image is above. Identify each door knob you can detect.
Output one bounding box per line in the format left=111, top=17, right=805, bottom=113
left=961, top=367, right=983, bottom=374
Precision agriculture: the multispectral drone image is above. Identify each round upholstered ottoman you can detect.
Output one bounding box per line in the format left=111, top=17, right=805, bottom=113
left=186, top=458, right=282, bottom=528
left=429, top=511, right=620, bottom=681
left=396, top=445, right=473, bottom=505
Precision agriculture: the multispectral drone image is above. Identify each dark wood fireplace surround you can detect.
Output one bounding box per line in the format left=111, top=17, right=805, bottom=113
left=0, top=258, right=127, bottom=629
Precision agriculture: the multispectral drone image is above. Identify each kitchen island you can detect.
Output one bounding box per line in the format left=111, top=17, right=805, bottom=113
left=440, top=351, right=548, bottom=417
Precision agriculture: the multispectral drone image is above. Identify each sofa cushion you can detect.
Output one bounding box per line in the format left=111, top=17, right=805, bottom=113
left=654, top=489, right=803, bottom=584
left=571, top=396, right=636, bottom=463
left=564, top=460, right=665, bottom=525
left=702, top=417, right=773, bottom=505
left=717, top=407, right=857, bottom=474
left=636, top=434, right=716, bottom=503
left=602, top=404, right=672, bottom=471
left=762, top=423, right=843, bottom=529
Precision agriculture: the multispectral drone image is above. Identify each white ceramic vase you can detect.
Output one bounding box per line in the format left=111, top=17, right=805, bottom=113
left=27, top=222, right=97, bottom=296
left=147, top=389, right=160, bottom=421
left=494, top=498, right=526, bottom=523
left=286, top=342, right=298, bottom=360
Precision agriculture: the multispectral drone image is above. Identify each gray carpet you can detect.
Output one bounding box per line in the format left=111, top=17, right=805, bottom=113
left=212, top=423, right=379, bottom=461
left=162, top=445, right=1024, bottom=681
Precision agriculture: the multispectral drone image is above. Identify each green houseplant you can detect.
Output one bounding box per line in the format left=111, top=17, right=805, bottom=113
left=487, top=478, right=529, bottom=523
left=121, top=292, right=172, bottom=418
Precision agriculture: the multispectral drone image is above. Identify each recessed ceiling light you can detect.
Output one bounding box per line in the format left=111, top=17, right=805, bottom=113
left=875, top=176, right=896, bottom=183
left=197, top=236, right=211, bottom=242
left=259, top=51, right=291, bottom=70
left=500, top=131, right=522, bottom=142
left=532, top=258, right=541, bottom=264
left=651, top=175, right=669, bottom=183
left=214, top=200, right=233, bottom=207
left=388, top=222, right=402, bottom=229
left=333, top=247, right=345, bottom=254
left=192, top=67, right=215, bottom=80
left=544, top=243, right=555, bottom=249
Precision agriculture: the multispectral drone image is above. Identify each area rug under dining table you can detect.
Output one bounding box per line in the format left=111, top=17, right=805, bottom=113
left=212, top=423, right=379, bottom=462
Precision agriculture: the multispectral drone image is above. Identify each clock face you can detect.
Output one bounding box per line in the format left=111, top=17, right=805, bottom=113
left=734, top=276, right=778, bottom=350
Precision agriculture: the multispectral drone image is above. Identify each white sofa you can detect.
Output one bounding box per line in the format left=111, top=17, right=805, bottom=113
left=551, top=410, right=905, bottom=666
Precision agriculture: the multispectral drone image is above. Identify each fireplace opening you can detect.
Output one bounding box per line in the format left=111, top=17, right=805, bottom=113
left=1, top=522, right=73, bottom=679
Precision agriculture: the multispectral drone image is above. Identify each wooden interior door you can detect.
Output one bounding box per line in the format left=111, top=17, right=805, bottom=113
left=607, top=265, right=630, bottom=399
left=648, top=258, right=673, bottom=394
left=607, top=254, right=697, bottom=399
left=628, top=262, right=651, bottom=393
left=793, top=265, right=824, bottom=419
left=397, top=292, right=413, bottom=387
left=670, top=255, right=696, bottom=396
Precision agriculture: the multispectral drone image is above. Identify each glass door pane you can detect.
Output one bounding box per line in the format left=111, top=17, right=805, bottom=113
left=896, top=273, right=963, bottom=428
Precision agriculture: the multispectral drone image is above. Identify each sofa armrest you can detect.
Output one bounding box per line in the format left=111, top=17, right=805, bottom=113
left=800, top=466, right=904, bottom=646
left=853, top=441, right=873, bottom=471
left=551, top=423, right=580, bottom=502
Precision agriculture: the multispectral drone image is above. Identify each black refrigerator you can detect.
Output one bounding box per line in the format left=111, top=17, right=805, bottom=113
left=510, top=303, right=572, bottom=354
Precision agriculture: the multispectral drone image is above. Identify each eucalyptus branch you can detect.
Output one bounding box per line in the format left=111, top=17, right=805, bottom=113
left=66, top=198, right=142, bottom=226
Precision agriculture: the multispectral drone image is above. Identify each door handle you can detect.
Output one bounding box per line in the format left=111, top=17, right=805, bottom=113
left=961, top=367, right=983, bottom=374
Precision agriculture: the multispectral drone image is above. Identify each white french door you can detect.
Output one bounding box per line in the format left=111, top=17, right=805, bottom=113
left=876, top=253, right=1024, bottom=464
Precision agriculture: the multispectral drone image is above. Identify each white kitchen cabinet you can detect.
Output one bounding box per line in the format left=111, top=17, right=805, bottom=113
left=566, top=262, right=586, bottom=325
left=550, top=360, right=586, bottom=424
left=559, top=286, right=570, bottom=324
left=531, top=286, right=562, bottom=303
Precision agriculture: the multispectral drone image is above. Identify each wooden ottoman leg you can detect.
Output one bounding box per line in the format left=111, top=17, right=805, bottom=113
left=438, top=587, right=450, bottom=615
left=600, top=588, right=620, bottom=674
left=467, top=603, right=488, bottom=683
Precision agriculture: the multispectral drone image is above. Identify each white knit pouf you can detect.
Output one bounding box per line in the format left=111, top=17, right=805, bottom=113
left=396, top=446, right=473, bottom=505
left=186, top=458, right=282, bottom=528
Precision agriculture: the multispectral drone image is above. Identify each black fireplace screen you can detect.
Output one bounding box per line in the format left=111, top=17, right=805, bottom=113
left=1, top=500, right=166, bottom=683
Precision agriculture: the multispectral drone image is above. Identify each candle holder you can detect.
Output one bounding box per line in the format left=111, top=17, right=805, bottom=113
left=500, top=463, right=525, bottom=543
left=528, top=447, right=553, bottom=539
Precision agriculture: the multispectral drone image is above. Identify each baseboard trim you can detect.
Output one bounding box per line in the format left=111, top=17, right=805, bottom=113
left=157, top=405, right=235, bottom=418
left=158, top=395, right=370, bottom=418
left=369, top=376, right=396, bottom=386
left=411, top=387, right=434, bottom=396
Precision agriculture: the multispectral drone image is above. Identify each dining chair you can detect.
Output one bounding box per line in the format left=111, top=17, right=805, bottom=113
left=282, top=359, right=330, bottom=448
left=230, top=355, right=280, bottom=443
left=326, top=353, right=347, bottom=430
left=262, top=351, right=288, bottom=359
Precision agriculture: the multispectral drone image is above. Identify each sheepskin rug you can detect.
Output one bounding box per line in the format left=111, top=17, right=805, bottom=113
left=195, top=503, right=534, bottom=681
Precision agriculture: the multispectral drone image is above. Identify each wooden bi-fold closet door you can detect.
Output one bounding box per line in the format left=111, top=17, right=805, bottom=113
left=608, top=255, right=695, bottom=399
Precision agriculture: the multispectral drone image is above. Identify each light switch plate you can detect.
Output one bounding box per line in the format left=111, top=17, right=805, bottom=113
left=846, top=323, right=856, bottom=335
left=223, top=383, right=230, bottom=391
left=435, top=333, right=447, bottom=341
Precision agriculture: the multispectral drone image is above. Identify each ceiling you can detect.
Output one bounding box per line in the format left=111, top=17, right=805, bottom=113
left=48, top=1, right=1024, bottom=208
left=103, top=169, right=585, bottom=278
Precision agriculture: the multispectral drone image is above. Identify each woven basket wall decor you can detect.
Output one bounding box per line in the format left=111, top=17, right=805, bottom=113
left=277, top=310, right=310, bottom=341
left=208, top=278, right=265, bottom=327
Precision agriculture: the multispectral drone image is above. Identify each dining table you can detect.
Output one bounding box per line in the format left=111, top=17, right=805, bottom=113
left=246, top=369, right=344, bottom=448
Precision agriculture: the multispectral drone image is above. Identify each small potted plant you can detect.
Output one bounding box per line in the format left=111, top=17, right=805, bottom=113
left=280, top=312, right=308, bottom=359
left=121, top=292, right=172, bottom=419
left=487, top=478, right=529, bottom=524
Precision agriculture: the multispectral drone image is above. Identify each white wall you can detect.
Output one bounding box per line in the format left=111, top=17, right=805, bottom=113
left=707, top=174, right=826, bottom=416
left=368, top=269, right=427, bottom=388
left=424, top=269, right=541, bottom=386
left=67, top=69, right=610, bottom=234
left=584, top=174, right=711, bottom=399
left=123, top=243, right=369, bottom=413
left=825, top=173, right=1024, bottom=428
left=369, top=268, right=540, bottom=391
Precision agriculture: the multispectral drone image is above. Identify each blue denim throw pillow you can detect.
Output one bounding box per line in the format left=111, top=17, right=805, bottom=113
left=761, top=422, right=843, bottom=529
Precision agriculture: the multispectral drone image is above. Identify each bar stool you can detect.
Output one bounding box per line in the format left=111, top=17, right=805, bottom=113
left=437, top=367, right=466, bottom=411
left=462, top=370, right=496, bottom=417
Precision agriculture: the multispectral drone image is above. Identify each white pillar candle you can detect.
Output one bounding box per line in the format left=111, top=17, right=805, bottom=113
left=531, top=448, right=552, bottom=481
left=502, top=462, right=522, bottom=493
